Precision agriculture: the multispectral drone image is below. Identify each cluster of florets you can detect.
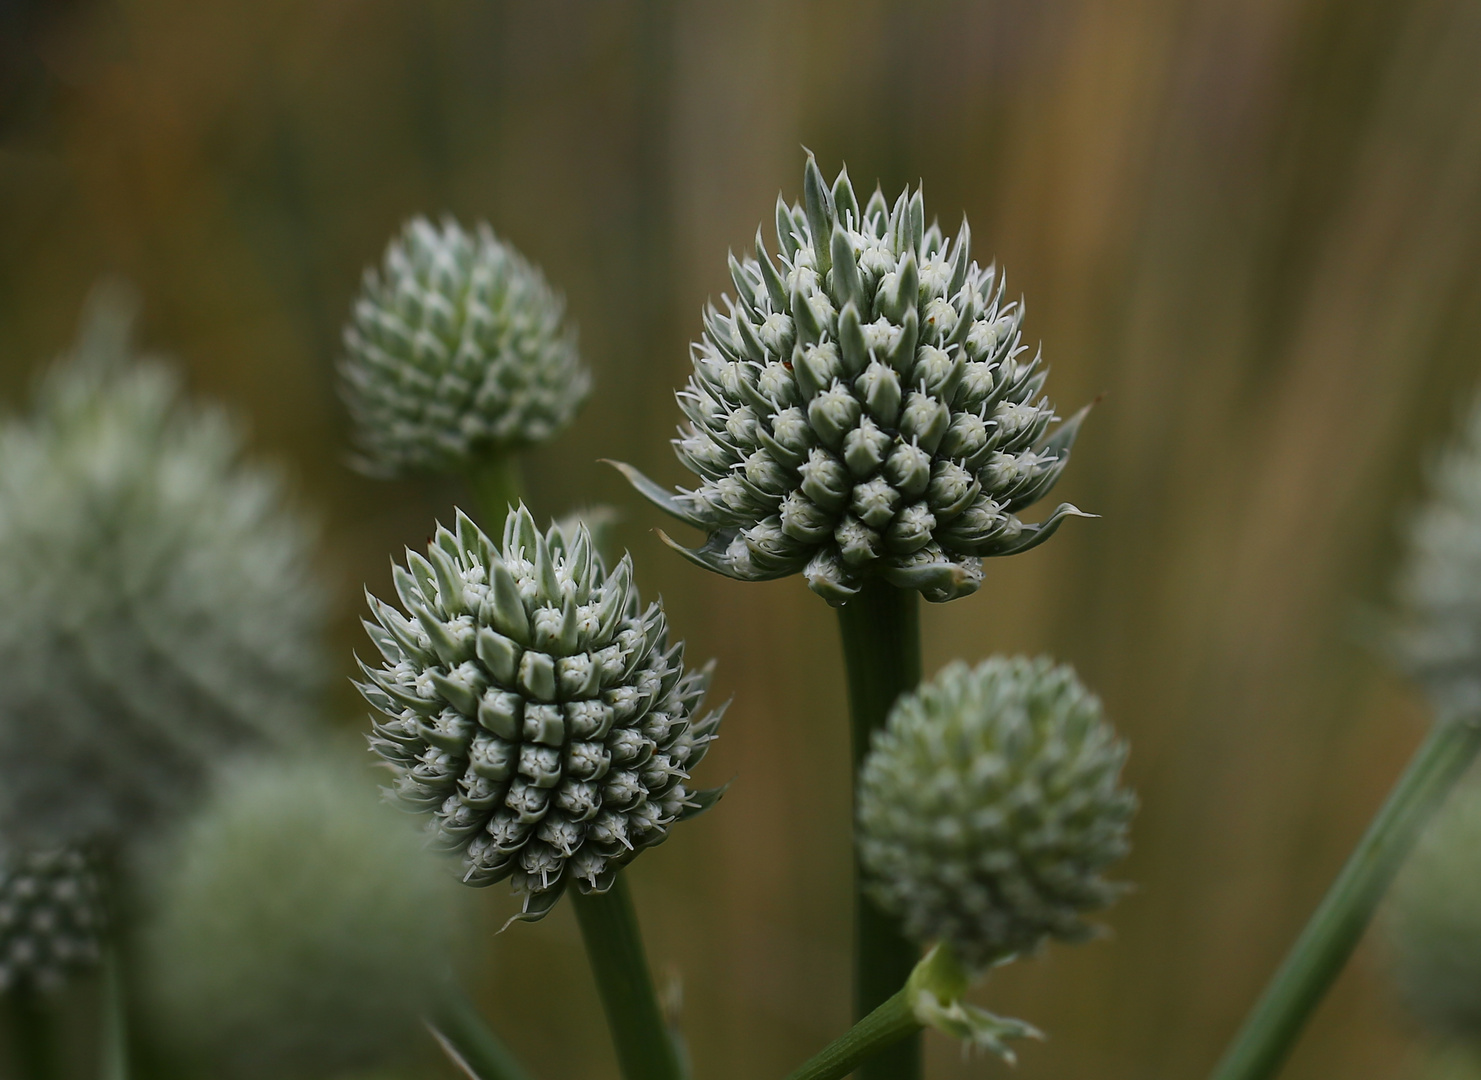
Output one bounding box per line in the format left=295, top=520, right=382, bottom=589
left=0, top=847, right=104, bottom=993
left=357, top=505, right=725, bottom=918
left=340, top=216, right=590, bottom=475
left=0, top=290, right=326, bottom=847
left=857, top=657, right=1134, bottom=971
left=620, top=155, right=1086, bottom=604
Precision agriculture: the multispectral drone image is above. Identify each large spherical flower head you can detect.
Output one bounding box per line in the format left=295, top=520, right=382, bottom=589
left=0, top=288, right=327, bottom=847
left=1386, top=779, right=1481, bottom=1042
left=0, top=847, right=104, bottom=994
left=340, top=215, right=591, bottom=475
left=357, top=503, right=726, bottom=919
left=1394, top=397, right=1481, bottom=715
left=616, top=155, right=1090, bottom=605
left=857, top=657, right=1135, bottom=971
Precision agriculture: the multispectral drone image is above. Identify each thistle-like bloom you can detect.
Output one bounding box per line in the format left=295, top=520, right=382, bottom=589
left=357, top=504, right=725, bottom=919
left=857, top=657, right=1134, bottom=971
left=617, top=155, right=1088, bottom=604
left=139, top=755, right=464, bottom=1080
left=0, top=289, right=327, bottom=847
left=340, top=216, right=590, bottom=475
left=0, top=848, right=104, bottom=994
left=1395, top=397, right=1481, bottom=716
left=1386, top=778, right=1481, bottom=1042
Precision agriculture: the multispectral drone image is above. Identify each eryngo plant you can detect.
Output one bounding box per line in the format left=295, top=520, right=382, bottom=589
left=1386, top=777, right=1481, bottom=1043
left=857, top=656, right=1134, bottom=971
left=357, top=504, right=725, bottom=919
left=139, top=753, right=464, bottom=1080
left=340, top=216, right=590, bottom=476
left=0, top=847, right=104, bottom=994
left=617, top=154, right=1088, bottom=605
left=0, top=287, right=326, bottom=847
left=1395, top=396, right=1481, bottom=716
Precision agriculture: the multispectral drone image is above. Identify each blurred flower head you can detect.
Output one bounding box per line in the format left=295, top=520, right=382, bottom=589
left=0, top=846, right=104, bottom=995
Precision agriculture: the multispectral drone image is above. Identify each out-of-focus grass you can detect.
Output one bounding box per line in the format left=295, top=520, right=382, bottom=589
left=4, top=1, right=1481, bottom=1077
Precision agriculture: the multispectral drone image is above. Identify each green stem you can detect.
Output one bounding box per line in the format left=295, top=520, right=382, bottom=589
left=6, top=984, right=54, bottom=1080
left=467, top=451, right=524, bottom=529
left=785, top=987, right=920, bottom=1080
left=428, top=986, right=537, bottom=1080
left=570, top=875, right=685, bottom=1080
left=1210, top=715, right=1481, bottom=1080
left=835, top=579, right=922, bottom=1080
left=99, top=949, right=130, bottom=1080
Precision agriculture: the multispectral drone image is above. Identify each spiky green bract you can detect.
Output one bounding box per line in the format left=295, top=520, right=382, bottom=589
left=1395, top=399, right=1481, bottom=715
left=0, top=847, right=104, bottom=994
left=616, top=155, right=1088, bottom=605
left=139, top=753, right=464, bottom=1080
left=340, top=216, right=590, bottom=475
left=0, top=290, right=326, bottom=847
left=857, top=657, right=1134, bottom=972
left=357, top=503, right=725, bottom=919
left=1386, top=778, right=1481, bottom=1042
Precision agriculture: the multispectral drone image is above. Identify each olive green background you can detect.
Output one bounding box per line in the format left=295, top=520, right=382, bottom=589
left=4, top=1, right=1481, bottom=1077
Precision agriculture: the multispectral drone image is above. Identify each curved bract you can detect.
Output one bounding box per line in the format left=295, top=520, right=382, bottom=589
left=857, top=656, right=1134, bottom=971
left=617, top=155, right=1089, bottom=605
left=357, top=504, right=725, bottom=919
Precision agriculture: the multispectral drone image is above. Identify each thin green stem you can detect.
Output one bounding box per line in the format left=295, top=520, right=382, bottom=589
left=1210, top=715, right=1481, bottom=1080
left=428, top=986, right=536, bottom=1080
left=835, top=579, right=922, bottom=1080
left=99, top=950, right=129, bottom=1080
left=785, top=987, right=920, bottom=1080
left=6, top=984, right=53, bottom=1080
left=570, top=875, right=684, bottom=1080
left=467, top=451, right=524, bottom=529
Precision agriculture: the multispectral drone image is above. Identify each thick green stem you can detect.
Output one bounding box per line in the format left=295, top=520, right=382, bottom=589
left=428, top=986, right=536, bottom=1080
left=467, top=451, right=524, bottom=529
left=835, top=579, right=922, bottom=1080
left=6, top=985, right=54, bottom=1080
left=785, top=988, right=920, bottom=1080
left=1210, top=715, right=1481, bottom=1080
left=570, top=875, right=684, bottom=1080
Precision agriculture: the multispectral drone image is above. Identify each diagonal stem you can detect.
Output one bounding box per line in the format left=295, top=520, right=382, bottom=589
left=570, top=875, right=685, bottom=1080
left=428, top=986, right=537, bottom=1080
left=785, top=986, right=919, bottom=1080
left=1209, top=714, right=1481, bottom=1080
left=835, top=579, right=922, bottom=1080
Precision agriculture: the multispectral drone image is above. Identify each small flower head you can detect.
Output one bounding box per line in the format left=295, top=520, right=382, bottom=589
left=357, top=504, right=725, bottom=919
left=1395, top=397, right=1481, bottom=715
left=0, top=287, right=327, bottom=847
left=138, top=754, right=464, bottom=1080
left=340, top=216, right=590, bottom=475
left=857, top=656, right=1134, bottom=971
left=1386, top=778, right=1481, bottom=1042
left=0, top=847, right=104, bottom=995
left=617, top=154, right=1089, bottom=605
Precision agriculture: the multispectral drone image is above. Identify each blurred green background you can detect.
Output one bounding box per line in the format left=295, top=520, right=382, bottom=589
left=5, top=0, right=1481, bottom=1077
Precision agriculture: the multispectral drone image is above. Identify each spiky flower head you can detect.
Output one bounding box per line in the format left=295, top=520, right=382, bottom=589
left=340, top=215, right=590, bottom=475
left=357, top=504, right=725, bottom=919
left=857, top=656, right=1134, bottom=971
left=0, top=847, right=104, bottom=994
left=1386, top=778, right=1481, bottom=1042
left=138, top=754, right=464, bottom=1080
left=0, top=287, right=327, bottom=847
left=617, top=155, right=1088, bottom=605
left=1394, top=397, right=1481, bottom=716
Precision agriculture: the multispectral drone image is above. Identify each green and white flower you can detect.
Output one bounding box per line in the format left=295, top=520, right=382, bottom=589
left=0, top=847, right=104, bottom=994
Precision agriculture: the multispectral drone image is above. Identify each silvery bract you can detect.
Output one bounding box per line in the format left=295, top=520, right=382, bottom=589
left=1386, top=778, right=1481, bottom=1042
left=857, top=657, right=1134, bottom=971
left=139, top=755, right=463, bottom=1080
left=617, top=155, right=1088, bottom=605
left=1395, top=397, right=1481, bottom=716
left=0, top=289, right=326, bottom=847
left=340, top=216, right=590, bottom=475
left=357, top=504, right=725, bottom=919
left=0, top=847, right=104, bottom=994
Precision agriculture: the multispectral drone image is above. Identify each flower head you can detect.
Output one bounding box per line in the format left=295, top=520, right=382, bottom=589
left=357, top=504, right=725, bottom=919
left=617, top=155, right=1088, bottom=604
left=0, top=847, right=104, bottom=994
